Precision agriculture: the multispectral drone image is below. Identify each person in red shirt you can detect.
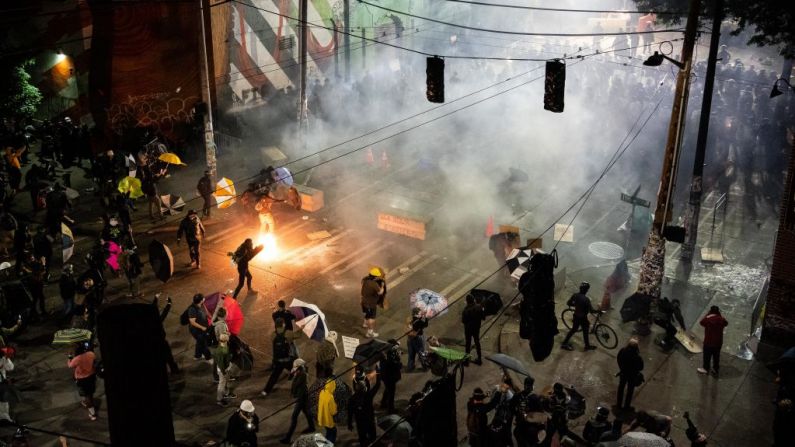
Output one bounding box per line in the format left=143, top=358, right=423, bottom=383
left=67, top=342, right=98, bottom=420
left=698, top=306, right=728, bottom=376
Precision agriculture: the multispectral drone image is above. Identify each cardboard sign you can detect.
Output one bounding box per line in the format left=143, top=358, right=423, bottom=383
left=377, top=212, right=428, bottom=240
left=553, top=224, right=574, bottom=242
left=341, top=335, right=360, bottom=359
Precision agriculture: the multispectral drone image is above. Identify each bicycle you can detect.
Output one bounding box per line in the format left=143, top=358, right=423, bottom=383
left=560, top=307, right=619, bottom=350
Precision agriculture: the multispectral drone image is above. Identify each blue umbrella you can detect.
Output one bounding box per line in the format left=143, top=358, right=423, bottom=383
left=409, top=289, right=449, bottom=318
left=273, top=167, right=294, bottom=187
left=288, top=298, right=328, bottom=341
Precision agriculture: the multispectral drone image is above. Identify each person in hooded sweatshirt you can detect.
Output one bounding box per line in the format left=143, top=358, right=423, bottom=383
left=317, top=378, right=338, bottom=443
left=698, top=305, right=728, bottom=377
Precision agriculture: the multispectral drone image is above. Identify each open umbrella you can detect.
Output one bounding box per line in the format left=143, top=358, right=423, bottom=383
left=409, top=289, right=448, bottom=318
left=506, top=248, right=533, bottom=280
left=214, top=177, right=236, bottom=209
left=158, top=152, right=186, bottom=166
left=159, top=194, right=186, bottom=215
left=291, top=433, right=333, bottom=447
left=353, top=338, right=391, bottom=366
left=486, top=353, right=532, bottom=377
left=148, top=240, right=174, bottom=283
left=430, top=346, right=467, bottom=361
left=105, top=240, right=122, bottom=272
left=620, top=292, right=652, bottom=323
left=125, top=154, right=137, bottom=177
left=62, top=223, right=74, bottom=262
left=617, top=432, right=670, bottom=447
left=204, top=292, right=245, bottom=335
left=53, top=328, right=92, bottom=345
left=273, top=166, right=294, bottom=187
left=117, top=176, right=144, bottom=199
left=377, top=414, right=412, bottom=443
left=468, top=289, right=502, bottom=316
left=289, top=298, right=328, bottom=341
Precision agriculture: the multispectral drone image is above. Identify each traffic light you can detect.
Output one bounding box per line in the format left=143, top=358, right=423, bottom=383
left=426, top=56, right=445, bottom=103
left=544, top=59, right=566, bottom=113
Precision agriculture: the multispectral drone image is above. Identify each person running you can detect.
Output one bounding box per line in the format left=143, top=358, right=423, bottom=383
left=197, top=170, right=214, bottom=218
left=261, top=318, right=299, bottom=396
left=231, top=239, right=263, bottom=298
left=561, top=282, right=597, bottom=351
left=616, top=337, right=644, bottom=411
left=360, top=268, right=385, bottom=338
left=176, top=210, right=205, bottom=269
left=279, top=358, right=315, bottom=444
left=67, top=342, right=97, bottom=421
left=698, top=305, right=728, bottom=376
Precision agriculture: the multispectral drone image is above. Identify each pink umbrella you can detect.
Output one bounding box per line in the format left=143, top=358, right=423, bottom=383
left=204, top=292, right=245, bottom=335
left=105, top=241, right=122, bottom=272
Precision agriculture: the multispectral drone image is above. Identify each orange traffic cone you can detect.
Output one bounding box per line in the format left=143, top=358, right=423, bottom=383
left=381, top=150, right=390, bottom=169
left=485, top=215, right=494, bottom=237
left=366, top=147, right=374, bottom=165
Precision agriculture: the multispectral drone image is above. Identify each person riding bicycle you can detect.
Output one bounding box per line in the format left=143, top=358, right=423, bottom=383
left=561, top=282, right=597, bottom=351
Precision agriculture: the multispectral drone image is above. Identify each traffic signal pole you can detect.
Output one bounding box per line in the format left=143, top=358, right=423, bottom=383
left=635, top=0, right=701, bottom=301
left=681, top=0, right=724, bottom=262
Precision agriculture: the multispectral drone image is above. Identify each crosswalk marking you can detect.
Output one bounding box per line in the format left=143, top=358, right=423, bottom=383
left=319, top=239, right=390, bottom=274
left=439, top=269, right=479, bottom=297
left=388, top=254, right=441, bottom=290
left=288, top=228, right=354, bottom=263
left=448, top=274, right=489, bottom=302
left=279, top=227, right=345, bottom=261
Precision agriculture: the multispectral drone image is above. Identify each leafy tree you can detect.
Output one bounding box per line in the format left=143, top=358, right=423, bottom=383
left=0, top=59, right=42, bottom=120
left=633, top=0, right=795, bottom=57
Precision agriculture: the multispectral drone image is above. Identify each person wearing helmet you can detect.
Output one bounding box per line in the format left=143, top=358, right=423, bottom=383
left=582, top=406, right=612, bottom=444
left=561, top=282, right=596, bottom=351
left=226, top=400, right=259, bottom=447
left=360, top=267, right=386, bottom=338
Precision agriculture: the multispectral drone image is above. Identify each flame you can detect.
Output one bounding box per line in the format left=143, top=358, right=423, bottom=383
left=255, top=232, right=279, bottom=261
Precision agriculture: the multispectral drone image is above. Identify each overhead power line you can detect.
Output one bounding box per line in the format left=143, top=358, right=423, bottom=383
left=443, top=0, right=686, bottom=15
left=356, top=0, right=685, bottom=37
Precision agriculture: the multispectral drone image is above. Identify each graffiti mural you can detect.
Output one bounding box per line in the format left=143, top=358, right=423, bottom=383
left=106, top=93, right=200, bottom=136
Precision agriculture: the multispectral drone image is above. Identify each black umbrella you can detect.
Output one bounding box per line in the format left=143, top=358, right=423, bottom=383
left=506, top=248, right=534, bottom=280
left=486, top=353, right=532, bottom=377
left=353, top=338, right=391, bottom=367
left=468, top=289, right=503, bottom=316
left=148, top=240, right=174, bottom=283
left=620, top=292, right=652, bottom=322
left=377, top=414, right=412, bottom=443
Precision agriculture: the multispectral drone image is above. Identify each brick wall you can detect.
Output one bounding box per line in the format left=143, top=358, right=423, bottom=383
left=762, top=143, right=795, bottom=350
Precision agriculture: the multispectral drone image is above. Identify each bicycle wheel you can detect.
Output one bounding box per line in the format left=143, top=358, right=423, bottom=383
left=594, top=323, right=619, bottom=350
left=561, top=308, right=574, bottom=330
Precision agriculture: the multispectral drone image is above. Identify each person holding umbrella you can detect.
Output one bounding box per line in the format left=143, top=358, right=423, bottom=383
left=67, top=342, right=97, bottom=421
left=279, top=358, right=314, bottom=444
left=361, top=268, right=385, bottom=338
left=177, top=210, right=205, bottom=269
left=197, top=169, right=214, bottom=218
left=230, top=238, right=263, bottom=299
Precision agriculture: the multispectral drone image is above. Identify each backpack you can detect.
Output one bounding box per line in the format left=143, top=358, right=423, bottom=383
left=179, top=306, right=191, bottom=326
left=273, top=332, right=292, bottom=364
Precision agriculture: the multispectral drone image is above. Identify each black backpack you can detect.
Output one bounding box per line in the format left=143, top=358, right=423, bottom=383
left=179, top=306, right=191, bottom=326
left=273, top=332, right=292, bottom=364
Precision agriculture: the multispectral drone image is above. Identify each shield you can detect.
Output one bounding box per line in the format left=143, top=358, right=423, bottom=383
left=204, top=292, right=245, bottom=335
left=618, top=432, right=670, bottom=447
left=273, top=166, right=294, bottom=187
left=157, top=152, right=187, bottom=165
left=214, top=177, right=237, bottom=209
left=52, top=328, right=92, bottom=345
left=506, top=248, right=534, bottom=280
left=353, top=338, right=391, bottom=366
left=468, top=289, right=502, bottom=316
left=62, top=223, right=74, bottom=262
left=377, top=414, right=412, bottom=442
left=159, top=194, right=186, bottom=215
left=117, top=176, right=144, bottom=199
left=148, top=240, right=174, bottom=283
left=486, top=353, right=532, bottom=377
left=289, top=298, right=329, bottom=341
left=620, top=292, right=652, bottom=322
left=409, top=289, right=448, bottom=318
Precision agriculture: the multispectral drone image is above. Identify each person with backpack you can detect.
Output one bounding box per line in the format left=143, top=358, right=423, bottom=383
left=378, top=339, right=402, bottom=413
left=261, top=318, right=299, bottom=396
left=197, top=170, right=214, bottom=218
left=462, top=294, right=485, bottom=365
left=279, top=358, right=315, bottom=444
left=177, top=210, right=205, bottom=269
left=230, top=238, right=263, bottom=299
left=183, top=293, right=212, bottom=361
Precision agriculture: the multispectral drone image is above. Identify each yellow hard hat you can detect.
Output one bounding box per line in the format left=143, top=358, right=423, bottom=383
left=369, top=267, right=382, bottom=277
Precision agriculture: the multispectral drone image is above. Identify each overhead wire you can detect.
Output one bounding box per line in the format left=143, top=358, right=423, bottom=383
left=442, top=0, right=687, bottom=15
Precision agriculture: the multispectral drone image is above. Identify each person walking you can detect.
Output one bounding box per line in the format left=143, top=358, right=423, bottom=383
left=348, top=367, right=381, bottom=446
left=317, top=378, right=339, bottom=444
left=139, top=163, right=163, bottom=221
left=214, top=333, right=237, bottom=407
left=187, top=294, right=212, bottom=361
left=122, top=244, right=144, bottom=298
left=378, top=339, right=402, bottom=413
left=272, top=300, right=296, bottom=331
left=226, top=400, right=259, bottom=447
left=406, top=307, right=428, bottom=372
left=279, top=358, right=315, bottom=444
left=262, top=318, right=299, bottom=396
left=197, top=170, right=214, bottom=218
left=561, top=282, right=597, bottom=351
left=59, top=264, right=77, bottom=321
left=67, top=342, right=97, bottom=421
left=230, top=238, right=263, bottom=298
left=360, top=268, right=385, bottom=338
left=616, top=337, right=644, bottom=410
left=177, top=210, right=205, bottom=269
left=462, top=294, right=485, bottom=365
left=466, top=388, right=490, bottom=447
left=698, top=305, right=728, bottom=376
left=315, top=331, right=339, bottom=378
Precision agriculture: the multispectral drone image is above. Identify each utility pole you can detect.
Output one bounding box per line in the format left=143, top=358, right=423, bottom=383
left=344, top=0, right=350, bottom=81
left=298, top=0, right=308, bottom=149
left=681, top=0, right=724, bottom=262
left=198, top=0, right=217, bottom=177
left=635, top=0, right=702, bottom=301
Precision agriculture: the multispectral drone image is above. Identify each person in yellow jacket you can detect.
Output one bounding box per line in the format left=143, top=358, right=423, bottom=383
left=317, top=379, right=338, bottom=444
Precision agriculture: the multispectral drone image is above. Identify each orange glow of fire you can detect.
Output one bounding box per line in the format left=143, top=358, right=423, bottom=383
left=255, top=233, right=279, bottom=261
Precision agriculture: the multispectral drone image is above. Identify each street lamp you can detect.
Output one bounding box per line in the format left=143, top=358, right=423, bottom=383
left=770, top=78, right=793, bottom=98
left=642, top=51, right=685, bottom=69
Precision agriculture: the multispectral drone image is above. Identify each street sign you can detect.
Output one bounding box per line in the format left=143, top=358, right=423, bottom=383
left=620, top=193, right=651, bottom=208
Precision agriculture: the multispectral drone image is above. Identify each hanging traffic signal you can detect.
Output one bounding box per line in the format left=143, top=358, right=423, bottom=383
left=544, top=59, right=566, bottom=113
left=426, top=56, right=445, bottom=103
